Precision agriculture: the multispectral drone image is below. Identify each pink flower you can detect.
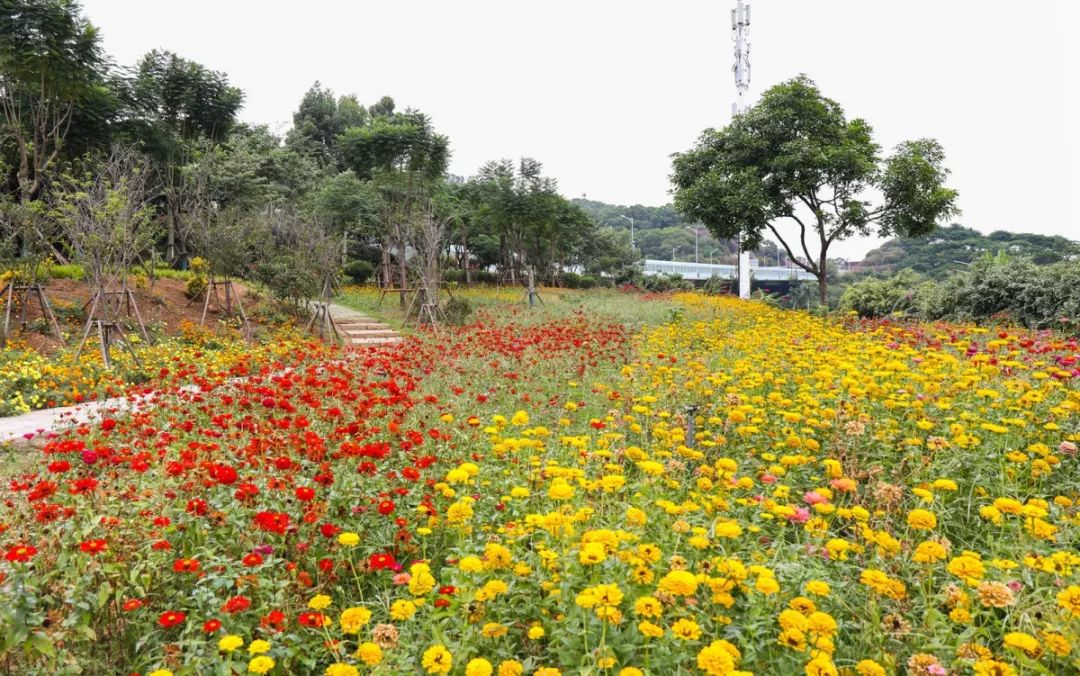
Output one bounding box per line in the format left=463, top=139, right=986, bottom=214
left=392, top=572, right=411, bottom=585
left=761, top=474, right=777, bottom=484
left=803, top=491, right=827, bottom=505
left=788, top=507, right=810, bottom=523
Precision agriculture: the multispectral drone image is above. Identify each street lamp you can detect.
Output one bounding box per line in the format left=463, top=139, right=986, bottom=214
left=686, top=226, right=700, bottom=263
left=708, top=248, right=719, bottom=264
left=618, top=215, right=635, bottom=250
left=672, top=246, right=683, bottom=261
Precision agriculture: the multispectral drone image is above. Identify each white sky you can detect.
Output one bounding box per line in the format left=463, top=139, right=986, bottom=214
left=83, top=0, right=1078, bottom=259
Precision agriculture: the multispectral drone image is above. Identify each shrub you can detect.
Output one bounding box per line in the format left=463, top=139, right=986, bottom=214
left=343, top=260, right=375, bottom=285
left=443, top=297, right=473, bottom=325
left=839, top=269, right=926, bottom=318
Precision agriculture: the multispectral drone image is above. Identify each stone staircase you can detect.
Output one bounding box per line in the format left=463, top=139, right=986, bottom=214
left=327, top=303, right=403, bottom=347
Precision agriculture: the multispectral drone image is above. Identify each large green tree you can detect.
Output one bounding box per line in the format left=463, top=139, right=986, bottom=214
left=672, top=75, right=959, bottom=304
left=0, top=0, right=104, bottom=203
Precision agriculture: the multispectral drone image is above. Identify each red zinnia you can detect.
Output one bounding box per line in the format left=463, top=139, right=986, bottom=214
left=242, top=553, right=263, bottom=567
left=203, top=618, right=222, bottom=633
left=298, top=611, right=327, bottom=627
left=222, top=596, right=251, bottom=614
left=4, top=544, right=37, bottom=562
left=158, top=610, right=186, bottom=629
left=369, top=552, right=397, bottom=570
left=377, top=500, right=395, bottom=516
left=122, top=599, right=144, bottom=612
left=173, top=558, right=200, bottom=573
left=79, top=539, right=108, bottom=555
left=295, top=486, right=315, bottom=502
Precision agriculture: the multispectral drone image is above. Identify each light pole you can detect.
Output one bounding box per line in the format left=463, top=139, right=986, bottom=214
left=708, top=248, right=719, bottom=264
left=618, top=215, right=635, bottom=250
left=686, top=227, right=700, bottom=263
left=672, top=246, right=683, bottom=261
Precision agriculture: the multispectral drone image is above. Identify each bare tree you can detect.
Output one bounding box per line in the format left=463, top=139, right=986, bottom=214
left=52, top=146, right=159, bottom=362
left=405, top=204, right=450, bottom=327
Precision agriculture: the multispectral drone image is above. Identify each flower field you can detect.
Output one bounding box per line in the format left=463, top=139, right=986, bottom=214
left=1, top=291, right=1078, bottom=675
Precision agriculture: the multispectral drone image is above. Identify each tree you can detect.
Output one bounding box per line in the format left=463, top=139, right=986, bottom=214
left=339, top=108, right=449, bottom=302
left=121, top=49, right=243, bottom=262
left=286, top=82, right=368, bottom=169
left=672, top=75, right=959, bottom=304
left=0, top=0, right=104, bottom=204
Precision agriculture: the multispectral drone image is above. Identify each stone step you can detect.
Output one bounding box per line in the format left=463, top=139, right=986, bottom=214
left=348, top=336, right=403, bottom=346
left=337, top=323, right=391, bottom=331
left=341, top=329, right=398, bottom=338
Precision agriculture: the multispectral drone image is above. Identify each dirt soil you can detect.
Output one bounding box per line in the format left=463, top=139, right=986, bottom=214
left=2, top=278, right=267, bottom=356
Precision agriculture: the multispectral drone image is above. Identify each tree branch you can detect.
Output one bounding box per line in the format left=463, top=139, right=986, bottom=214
left=767, top=221, right=818, bottom=275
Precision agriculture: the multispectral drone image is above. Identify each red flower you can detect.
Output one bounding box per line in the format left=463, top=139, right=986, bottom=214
left=212, top=464, right=238, bottom=485
left=317, top=558, right=334, bottom=573
left=173, top=558, right=200, bottom=573
left=203, top=618, right=222, bottom=633
left=298, top=611, right=327, bottom=627
left=158, top=610, right=186, bottom=629
left=319, top=523, right=340, bottom=538
left=4, top=544, right=37, bottom=562
left=261, top=610, right=286, bottom=631
left=79, top=539, right=108, bottom=556
left=295, top=486, right=315, bottom=502
left=122, top=599, right=144, bottom=612
left=254, top=511, right=291, bottom=535
left=47, top=461, right=71, bottom=473
left=222, top=596, right=251, bottom=614
left=377, top=500, right=395, bottom=516
left=100, top=418, right=117, bottom=431
left=369, top=552, right=397, bottom=570
left=242, top=553, right=263, bottom=567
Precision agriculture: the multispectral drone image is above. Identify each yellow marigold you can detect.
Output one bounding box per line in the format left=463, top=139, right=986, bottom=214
left=527, top=625, right=545, bottom=640
left=248, top=640, right=271, bottom=655
left=805, top=656, right=838, bottom=676
left=510, top=410, right=529, bottom=426
left=947, top=555, right=986, bottom=584
left=390, top=599, right=417, bottom=620
left=671, top=618, right=701, bottom=640
left=972, top=660, right=1015, bottom=676
left=547, top=478, right=575, bottom=500
left=912, top=540, right=947, bottom=563
left=633, top=596, right=663, bottom=618
left=459, top=555, right=485, bottom=572
left=805, top=581, right=830, bottom=597
left=422, top=644, right=453, bottom=675
left=619, top=669, right=644, bottom=676
left=854, top=660, right=886, bottom=676
left=466, top=658, right=494, bottom=676
left=325, top=664, right=359, bottom=676
left=638, top=620, right=664, bottom=638
left=1057, top=585, right=1080, bottom=616
left=356, top=642, right=383, bottom=665
left=697, top=640, right=737, bottom=675
left=481, top=622, right=508, bottom=638
left=338, top=532, right=360, bottom=547
left=807, top=611, right=837, bottom=637
left=339, top=606, right=372, bottom=634
left=658, top=570, right=698, bottom=596
left=148, top=671, right=173, bottom=676
left=755, top=575, right=780, bottom=595
left=906, top=509, right=937, bottom=530
left=535, top=669, right=561, bottom=676
left=778, top=628, right=807, bottom=651
left=497, top=661, right=524, bottom=676
left=1002, top=632, right=1041, bottom=658
left=247, top=656, right=275, bottom=674
left=218, top=635, right=244, bottom=652
left=308, top=594, right=332, bottom=611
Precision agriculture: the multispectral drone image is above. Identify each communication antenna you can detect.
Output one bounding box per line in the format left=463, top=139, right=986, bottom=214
left=732, top=0, right=752, bottom=298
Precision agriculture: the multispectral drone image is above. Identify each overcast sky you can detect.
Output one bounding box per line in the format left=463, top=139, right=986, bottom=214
left=82, top=0, right=1078, bottom=259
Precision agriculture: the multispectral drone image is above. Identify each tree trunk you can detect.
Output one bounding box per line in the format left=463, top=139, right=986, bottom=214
left=461, top=220, right=471, bottom=286
left=398, top=235, right=407, bottom=308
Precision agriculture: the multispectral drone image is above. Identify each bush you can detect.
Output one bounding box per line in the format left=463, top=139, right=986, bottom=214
left=642, top=273, right=693, bottom=293
left=560, top=272, right=598, bottom=289
left=443, top=269, right=498, bottom=285
left=343, top=260, right=375, bottom=285
left=839, top=269, right=926, bottom=318
left=443, top=297, right=473, bottom=325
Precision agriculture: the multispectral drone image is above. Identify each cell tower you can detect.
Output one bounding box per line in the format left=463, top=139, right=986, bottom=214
left=732, top=0, right=752, bottom=298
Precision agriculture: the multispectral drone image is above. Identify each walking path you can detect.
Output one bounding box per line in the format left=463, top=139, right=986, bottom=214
left=327, top=302, right=403, bottom=346
left=0, top=302, right=402, bottom=443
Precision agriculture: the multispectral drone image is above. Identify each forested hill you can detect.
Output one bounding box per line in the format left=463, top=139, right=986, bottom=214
left=571, top=198, right=685, bottom=230
left=856, top=225, right=1078, bottom=278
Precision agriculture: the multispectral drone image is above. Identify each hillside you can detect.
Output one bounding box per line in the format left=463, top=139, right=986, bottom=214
left=855, top=224, right=1078, bottom=278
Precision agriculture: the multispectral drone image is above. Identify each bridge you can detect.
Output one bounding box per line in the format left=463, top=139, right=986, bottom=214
left=642, top=259, right=816, bottom=282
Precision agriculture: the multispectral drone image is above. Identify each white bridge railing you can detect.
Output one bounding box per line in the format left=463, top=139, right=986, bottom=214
left=642, top=259, right=815, bottom=282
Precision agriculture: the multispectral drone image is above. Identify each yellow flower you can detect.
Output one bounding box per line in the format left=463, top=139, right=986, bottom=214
left=906, top=508, right=937, bottom=530
left=422, top=644, right=453, bottom=675
left=854, top=660, right=885, bottom=676
left=497, top=660, right=524, bottom=676
left=671, top=618, right=702, bottom=640
left=466, top=658, right=494, bottom=676
left=356, top=642, right=383, bottom=665
left=527, top=625, right=545, bottom=640
left=912, top=540, right=947, bottom=563
left=697, top=640, right=737, bottom=675
left=947, top=555, right=986, bottom=584
left=511, top=410, right=530, bottom=426
left=638, top=620, right=664, bottom=638
left=1002, top=631, right=1041, bottom=658
left=325, top=664, right=359, bottom=676
left=658, top=570, right=698, bottom=596
left=481, top=622, right=508, bottom=638
left=337, top=532, right=360, bottom=547
left=805, top=581, right=830, bottom=597
left=1058, top=585, right=1080, bottom=617
left=340, top=606, right=372, bottom=634
left=390, top=599, right=417, bottom=620
left=148, top=671, right=173, bottom=676
left=633, top=596, right=663, bottom=618
left=248, top=640, right=271, bottom=655
left=247, top=656, right=275, bottom=674
left=308, top=594, right=332, bottom=610
left=218, top=635, right=244, bottom=652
